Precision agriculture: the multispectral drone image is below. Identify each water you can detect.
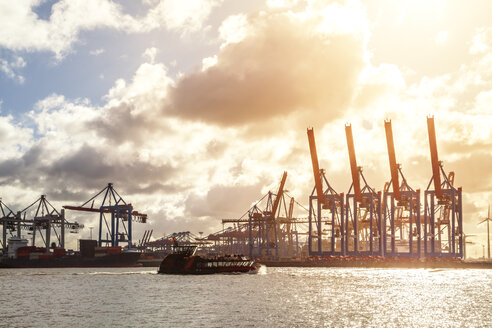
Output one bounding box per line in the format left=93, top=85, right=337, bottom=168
left=0, top=267, right=491, bottom=328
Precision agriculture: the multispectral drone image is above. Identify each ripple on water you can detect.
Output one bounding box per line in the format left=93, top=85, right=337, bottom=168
left=0, top=267, right=490, bottom=327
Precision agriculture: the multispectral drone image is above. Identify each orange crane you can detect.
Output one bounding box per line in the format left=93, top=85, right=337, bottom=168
left=307, top=128, right=345, bottom=255
left=383, top=119, right=421, bottom=257
left=384, top=120, right=401, bottom=201
left=344, top=124, right=383, bottom=255
left=307, top=128, right=325, bottom=204
left=427, top=116, right=443, bottom=200
left=345, top=124, right=362, bottom=203
left=424, top=116, right=463, bottom=258
left=271, top=172, right=287, bottom=219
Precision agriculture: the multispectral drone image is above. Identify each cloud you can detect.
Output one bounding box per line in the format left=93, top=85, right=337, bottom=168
left=89, top=48, right=105, bottom=56
left=145, top=0, right=222, bottom=34
left=470, top=27, right=492, bottom=55
left=91, top=58, right=174, bottom=145
left=0, top=0, right=491, bottom=253
left=0, top=0, right=221, bottom=58
left=142, top=47, right=158, bottom=63
left=0, top=56, right=26, bottom=83
left=0, top=114, right=33, bottom=159
left=185, top=183, right=263, bottom=218
left=164, top=6, right=367, bottom=127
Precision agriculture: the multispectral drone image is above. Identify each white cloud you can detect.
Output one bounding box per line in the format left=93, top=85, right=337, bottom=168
left=0, top=0, right=222, bottom=58
left=470, top=27, right=492, bottom=55
left=0, top=56, right=26, bottom=83
left=145, top=0, right=222, bottom=34
left=142, top=47, right=158, bottom=64
left=0, top=114, right=33, bottom=159
left=89, top=48, right=105, bottom=56
left=267, top=0, right=300, bottom=9
left=218, top=14, right=248, bottom=46
left=201, top=55, right=217, bottom=71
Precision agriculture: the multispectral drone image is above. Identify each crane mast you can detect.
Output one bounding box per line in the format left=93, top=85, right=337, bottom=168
left=427, top=116, right=443, bottom=199
left=271, top=172, right=287, bottom=218
left=307, top=128, right=325, bottom=204
left=384, top=120, right=401, bottom=201
left=345, top=124, right=362, bottom=202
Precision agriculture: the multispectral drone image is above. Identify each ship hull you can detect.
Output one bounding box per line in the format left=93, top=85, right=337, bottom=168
left=0, top=252, right=141, bottom=268
left=158, top=253, right=260, bottom=275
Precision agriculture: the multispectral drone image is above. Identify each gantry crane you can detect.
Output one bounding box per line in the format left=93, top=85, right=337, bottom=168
left=1, top=196, right=83, bottom=254
left=1, top=199, right=24, bottom=254
left=209, top=172, right=306, bottom=259
left=345, top=124, right=383, bottom=255
left=261, top=172, right=287, bottom=258
left=64, top=183, right=147, bottom=249
left=424, top=117, right=463, bottom=258
left=382, top=120, right=421, bottom=257
left=307, top=128, right=344, bottom=256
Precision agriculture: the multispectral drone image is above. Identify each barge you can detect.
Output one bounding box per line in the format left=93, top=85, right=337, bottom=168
left=158, top=245, right=260, bottom=274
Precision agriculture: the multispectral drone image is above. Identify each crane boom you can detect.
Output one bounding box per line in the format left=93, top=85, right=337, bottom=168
left=288, top=197, right=295, bottom=220
left=63, top=205, right=147, bottom=221
left=384, top=120, right=401, bottom=201
left=345, top=124, right=362, bottom=202
left=427, top=117, right=443, bottom=199
left=307, top=128, right=325, bottom=203
left=271, top=172, right=287, bottom=218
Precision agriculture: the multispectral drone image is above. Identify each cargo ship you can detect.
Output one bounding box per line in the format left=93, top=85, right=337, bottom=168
left=0, top=238, right=141, bottom=268
left=158, top=245, right=260, bottom=274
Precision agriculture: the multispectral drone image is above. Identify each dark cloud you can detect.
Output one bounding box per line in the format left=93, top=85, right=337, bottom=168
left=89, top=101, right=172, bottom=145
left=0, top=144, right=181, bottom=203
left=164, top=13, right=364, bottom=127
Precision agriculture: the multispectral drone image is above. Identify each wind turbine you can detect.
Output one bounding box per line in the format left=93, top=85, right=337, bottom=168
left=478, top=205, right=491, bottom=259
left=463, top=234, right=476, bottom=260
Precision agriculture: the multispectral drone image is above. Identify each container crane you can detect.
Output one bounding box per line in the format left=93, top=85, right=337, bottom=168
left=424, top=117, right=463, bottom=258
left=64, top=183, right=147, bottom=249
left=344, top=124, right=382, bottom=256
left=382, top=120, right=421, bottom=257
left=1, top=195, right=84, bottom=251
left=307, top=128, right=344, bottom=256
left=263, top=172, right=287, bottom=258
left=1, top=199, right=23, bottom=254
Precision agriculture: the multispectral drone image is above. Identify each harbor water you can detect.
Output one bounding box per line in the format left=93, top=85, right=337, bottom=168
left=1, top=267, right=491, bottom=327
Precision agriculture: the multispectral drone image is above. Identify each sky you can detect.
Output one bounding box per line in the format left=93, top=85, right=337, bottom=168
left=0, top=0, right=491, bottom=258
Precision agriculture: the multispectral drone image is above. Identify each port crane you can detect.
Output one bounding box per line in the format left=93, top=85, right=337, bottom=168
left=345, top=124, right=383, bottom=255
left=1, top=199, right=24, bottom=254
left=1, top=196, right=83, bottom=253
left=307, top=128, right=344, bottom=256
left=382, top=120, right=421, bottom=257
left=26, top=195, right=83, bottom=249
left=262, top=171, right=287, bottom=258
left=208, top=173, right=307, bottom=259
left=424, top=117, right=463, bottom=258
left=64, top=183, right=147, bottom=249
